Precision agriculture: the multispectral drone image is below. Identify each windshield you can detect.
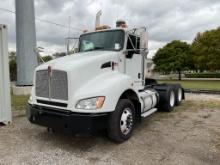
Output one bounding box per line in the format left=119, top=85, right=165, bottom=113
left=79, top=30, right=124, bottom=52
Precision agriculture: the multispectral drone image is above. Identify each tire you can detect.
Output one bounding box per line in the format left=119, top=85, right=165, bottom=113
left=154, top=85, right=176, bottom=112
left=107, top=99, right=135, bottom=143
left=171, top=84, right=183, bottom=106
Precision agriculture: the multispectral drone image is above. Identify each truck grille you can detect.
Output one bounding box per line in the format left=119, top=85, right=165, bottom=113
left=36, top=70, right=68, bottom=100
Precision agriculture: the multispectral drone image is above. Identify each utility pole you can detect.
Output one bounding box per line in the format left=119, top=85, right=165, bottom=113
left=15, top=0, right=38, bottom=86
left=66, top=16, right=71, bottom=55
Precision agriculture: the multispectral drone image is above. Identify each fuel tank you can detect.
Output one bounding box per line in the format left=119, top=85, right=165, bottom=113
left=139, top=89, right=159, bottom=113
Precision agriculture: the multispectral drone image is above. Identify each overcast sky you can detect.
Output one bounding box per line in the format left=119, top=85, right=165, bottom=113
left=0, top=0, right=220, bottom=57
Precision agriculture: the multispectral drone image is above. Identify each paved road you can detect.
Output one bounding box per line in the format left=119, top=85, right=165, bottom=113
left=0, top=94, right=220, bottom=165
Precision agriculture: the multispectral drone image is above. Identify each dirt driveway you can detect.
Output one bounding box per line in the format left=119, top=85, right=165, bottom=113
left=0, top=94, right=220, bottom=165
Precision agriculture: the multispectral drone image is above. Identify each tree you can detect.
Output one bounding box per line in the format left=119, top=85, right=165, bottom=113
left=191, top=27, right=220, bottom=71
left=9, top=51, right=17, bottom=81
left=52, top=52, right=66, bottom=58
left=41, top=55, right=53, bottom=62
left=153, top=40, right=192, bottom=80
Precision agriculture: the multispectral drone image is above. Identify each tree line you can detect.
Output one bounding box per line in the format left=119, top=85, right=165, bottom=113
left=153, top=27, right=220, bottom=80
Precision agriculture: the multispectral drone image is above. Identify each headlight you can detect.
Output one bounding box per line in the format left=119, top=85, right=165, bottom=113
left=75, top=96, right=105, bottom=110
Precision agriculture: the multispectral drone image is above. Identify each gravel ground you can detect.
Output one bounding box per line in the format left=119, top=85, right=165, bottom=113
left=0, top=93, right=220, bottom=165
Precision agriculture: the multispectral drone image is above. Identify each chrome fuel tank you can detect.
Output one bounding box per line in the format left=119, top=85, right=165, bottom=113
left=139, top=89, right=159, bottom=113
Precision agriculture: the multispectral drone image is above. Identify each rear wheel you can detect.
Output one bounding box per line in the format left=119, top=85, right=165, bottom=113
left=107, top=99, right=135, bottom=143
left=170, top=90, right=175, bottom=108
left=164, top=88, right=175, bottom=112
left=175, top=85, right=183, bottom=106
left=154, top=85, right=176, bottom=112
left=170, top=84, right=183, bottom=106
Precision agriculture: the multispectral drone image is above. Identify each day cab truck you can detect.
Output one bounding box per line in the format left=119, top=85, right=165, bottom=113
left=27, top=21, right=184, bottom=142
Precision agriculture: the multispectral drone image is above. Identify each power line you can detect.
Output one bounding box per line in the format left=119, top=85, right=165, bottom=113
left=0, top=8, right=14, bottom=14
left=0, top=7, right=83, bottom=32
left=36, top=17, right=82, bottom=32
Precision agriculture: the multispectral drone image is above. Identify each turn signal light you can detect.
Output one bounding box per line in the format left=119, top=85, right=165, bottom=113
left=96, top=97, right=105, bottom=109
left=95, top=25, right=111, bottom=31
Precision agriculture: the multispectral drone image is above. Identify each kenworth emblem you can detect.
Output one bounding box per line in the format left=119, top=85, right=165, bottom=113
left=48, top=65, right=52, bottom=77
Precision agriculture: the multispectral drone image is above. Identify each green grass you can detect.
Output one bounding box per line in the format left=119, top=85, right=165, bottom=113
left=11, top=94, right=29, bottom=111
left=158, top=80, right=220, bottom=90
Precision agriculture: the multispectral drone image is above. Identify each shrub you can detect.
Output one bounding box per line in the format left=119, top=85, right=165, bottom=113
left=9, top=58, right=17, bottom=81
left=185, top=73, right=220, bottom=78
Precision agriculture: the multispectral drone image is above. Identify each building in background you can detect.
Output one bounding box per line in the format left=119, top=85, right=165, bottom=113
left=145, top=59, right=155, bottom=78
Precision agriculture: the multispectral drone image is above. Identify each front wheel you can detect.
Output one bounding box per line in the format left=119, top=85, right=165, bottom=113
left=107, top=99, right=135, bottom=143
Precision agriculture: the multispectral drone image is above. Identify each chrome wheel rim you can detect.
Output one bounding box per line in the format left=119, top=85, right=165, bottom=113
left=170, top=91, right=175, bottom=107
left=120, top=108, right=133, bottom=135
left=178, top=88, right=182, bottom=101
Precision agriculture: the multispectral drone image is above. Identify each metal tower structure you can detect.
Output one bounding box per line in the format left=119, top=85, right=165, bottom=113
left=15, top=0, right=38, bottom=86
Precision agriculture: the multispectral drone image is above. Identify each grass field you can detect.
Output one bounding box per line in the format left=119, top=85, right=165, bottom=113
left=158, top=80, right=220, bottom=90
left=11, top=94, right=29, bottom=111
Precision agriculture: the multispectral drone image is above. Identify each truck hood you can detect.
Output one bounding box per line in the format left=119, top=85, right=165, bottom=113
left=34, top=51, right=119, bottom=106
left=36, top=51, right=118, bottom=71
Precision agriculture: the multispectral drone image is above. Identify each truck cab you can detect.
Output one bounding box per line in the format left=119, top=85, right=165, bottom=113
left=27, top=25, right=184, bottom=142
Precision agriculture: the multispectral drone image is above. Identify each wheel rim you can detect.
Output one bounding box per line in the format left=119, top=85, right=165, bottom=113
left=170, top=91, right=175, bottom=107
left=178, top=88, right=182, bottom=101
left=120, top=108, right=133, bottom=135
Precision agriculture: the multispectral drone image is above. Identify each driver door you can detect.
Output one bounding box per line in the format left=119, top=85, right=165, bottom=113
left=125, top=34, right=143, bottom=90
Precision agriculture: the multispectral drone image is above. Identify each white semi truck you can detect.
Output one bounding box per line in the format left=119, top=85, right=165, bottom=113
left=27, top=21, right=184, bottom=142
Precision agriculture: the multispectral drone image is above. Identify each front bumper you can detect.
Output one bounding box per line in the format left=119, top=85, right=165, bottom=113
left=27, top=104, right=109, bottom=134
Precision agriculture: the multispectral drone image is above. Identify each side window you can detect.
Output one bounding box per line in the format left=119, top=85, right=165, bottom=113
left=126, top=35, right=140, bottom=58
left=136, top=37, right=140, bottom=54
left=127, top=35, right=136, bottom=50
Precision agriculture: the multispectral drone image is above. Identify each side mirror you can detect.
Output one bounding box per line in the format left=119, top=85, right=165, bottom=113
left=124, top=50, right=135, bottom=59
